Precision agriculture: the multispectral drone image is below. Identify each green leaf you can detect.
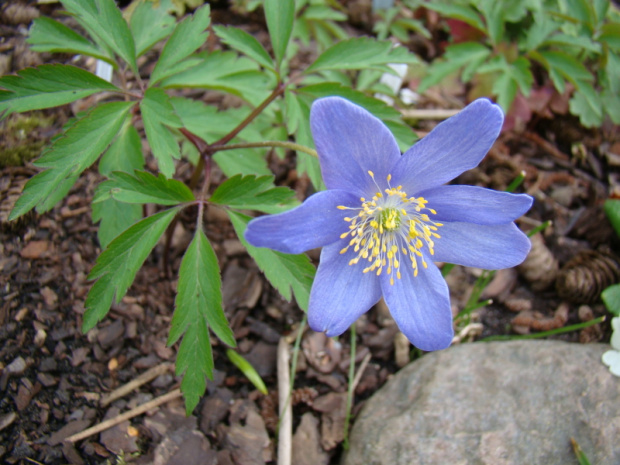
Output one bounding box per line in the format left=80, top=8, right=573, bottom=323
left=140, top=88, right=183, bottom=178
left=150, top=4, right=211, bottom=85
left=9, top=101, right=135, bottom=220
left=226, top=349, right=268, bottom=394
left=95, top=121, right=145, bottom=248
left=94, top=170, right=195, bottom=206
left=264, top=0, right=295, bottom=69
left=424, top=3, right=486, bottom=31
left=27, top=17, right=111, bottom=63
left=419, top=42, right=490, bottom=92
left=0, top=64, right=119, bottom=116
left=569, top=84, right=603, bottom=127
left=61, top=0, right=137, bottom=73
left=541, top=32, right=601, bottom=54
left=92, top=199, right=142, bottom=250
left=84, top=207, right=180, bottom=332
left=169, top=229, right=236, bottom=414
left=213, top=25, right=275, bottom=71
left=602, top=89, right=620, bottom=125
left=228, top=210, right=315, bottom=311
left=604, top=199, right=620, bottom=238
left=99, top=122, right=144, bottom=177
left=599, top=22, right=620, bottom=51
left=129, top=0, right=176, bottom=57
left=535, top=50, right=594, bottom=87
left=210, top=174, right=297, bottom=214
left=160, top=51, right=273, bottom=107
left=305, top=37, right=419, bottom=74
left=602, top=284, right=620, bottom=316
left=284, top=88, right=303, bottom=135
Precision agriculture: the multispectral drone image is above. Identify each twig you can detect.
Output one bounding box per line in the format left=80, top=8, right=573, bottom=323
left=100, top=362, right=173, bottom=407
left=277, top=337, right=292, bottom=465
left=351, top=352, right=372, bottom=393
left=400, top=108, right=461, bottom=120
left=65, top=389, right=182, bottom=443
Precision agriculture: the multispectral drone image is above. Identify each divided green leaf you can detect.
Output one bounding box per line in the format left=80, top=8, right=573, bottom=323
left=140, top=88, right=183, bottom=178
left=210, top=174, right=297, bottom=214
left=27, top=17, right=111, bottom=63
left=305, top=37, right=419, bottom=74
left=229, top=211, right=315, bottom=311
left=9, top=101, right=135, bottom=220
left=129, top=0, right=176, bottom=57
left=61, top=0, right=137, bottom=73
left=150, top=4, right=211, bottom=84
left=84, top=207, right=181, bottom=332
left=92, top=200, right=143, bottom=250
left=264, top=0, right=295, bottom=69
left=169, top=229, right=235, bottom=414
left=0, top=64, right=119, bottom=116
left=94, top=170, right=195, bottom=206
left=213, top=25, right=274, bottom=72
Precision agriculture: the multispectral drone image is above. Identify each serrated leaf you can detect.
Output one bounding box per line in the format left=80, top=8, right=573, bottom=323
left=226, top=349, right=267, bottom=394
left=213, top=25, right=274, bottom=71
left=228, top=210, right=315, bottom=311
left=99, top=122, right=144, bottom=177
left=305, top=37, right=419, bottom=74
left=0, top=64, right=120, bottom=116
left=160, top=51, right=272, bottom=106
left=264, top=0, right=294, bottom=68
left=536, top=50, right=594, bottom=87
left=569, top=84, right=603, bottom=127
left=92, top=199, right=142, bottom=250
left=210, top=174, right=297, bottom=214
left=27, top=17, right=111, bottom=63
left=170, top=229, right=235, bottom=415
left=602, top=89, right=620, bottom=124
left=61, top=0, right=137, bottom=73
left=150, top=4, right=211, bottom=84
left=541, top=32, right=601, bottom=54
left=84, top=207, right=180, bottom=332
left=94, top=170, right=194, bottom=205
left=129, top=0, right=176, bottom=56
left=140, top=88, right=182, bottom=178
left=9, top=101, right=135, bottom=220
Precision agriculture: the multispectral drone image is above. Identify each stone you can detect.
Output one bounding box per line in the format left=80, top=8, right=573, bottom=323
left=344, top=341, right=620, bottom=465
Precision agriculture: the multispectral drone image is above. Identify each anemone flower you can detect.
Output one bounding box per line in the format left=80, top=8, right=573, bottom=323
left=245, top=97, right=532, bottom=351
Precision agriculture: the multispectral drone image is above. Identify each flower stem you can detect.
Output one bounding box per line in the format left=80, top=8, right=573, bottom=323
left=343, top=325, right=357, bottom=450
left=211, top=140, right=317, bottom=158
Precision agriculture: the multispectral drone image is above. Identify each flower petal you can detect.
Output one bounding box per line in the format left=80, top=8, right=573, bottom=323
left=432, top=222, right=531, bottom=269
left=381, top=260, right=453, bottom=351
left=308, top=242, right=382, bottom=337
left=310, top=97, right=401, bottom=197
left=392, top=98, right=504, bottom=193
left=420, top=185, right=533, bottom=225
left=244, top=190, right=358, bottom=254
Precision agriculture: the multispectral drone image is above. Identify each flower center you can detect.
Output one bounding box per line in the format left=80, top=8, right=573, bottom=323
left=337, top=171, right=442, bottom=285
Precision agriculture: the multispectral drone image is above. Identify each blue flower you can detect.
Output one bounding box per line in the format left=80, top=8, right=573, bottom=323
left=245, top=97, right=532, bottom=351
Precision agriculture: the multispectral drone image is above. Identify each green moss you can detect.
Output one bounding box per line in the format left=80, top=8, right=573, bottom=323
left=0, top=112, right=54, bottom=168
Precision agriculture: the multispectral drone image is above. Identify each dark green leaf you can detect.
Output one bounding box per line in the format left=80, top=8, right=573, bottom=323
left=305, top=37, right=419, bottom=73
left=536, top=50, right=594, bottom=87
left=604, top=199, right=620, bottom=238
left=170, top=229, right=235, bottom=414
left=84, top=207, right=181, bottom=331
left=210, top=174, right=297, bottom=214
left=140, top=88, right=182, bottom=178
left=213, top=25, right=274, bottom=71
left=27, top=17, right=111, bottom=63
left=264, top=0, right=295, bottom=68
left=0, top=64, right=119, bottom=116
left=94, top=170, right=195, bottom=206
left=129, top=0, right=176, bottom=56
left=9, top=101, right=135, bottom=220
left=599, top=22, right=620, bottom=51
left=229, top=210, right=315, bottom=311
left=150, top=4, right=211, bottom=84
left=92, top=199, right=142, bottom=250
left=160, top=51, right=272, bottom=107
left=61, top=0, right=137, bottom=73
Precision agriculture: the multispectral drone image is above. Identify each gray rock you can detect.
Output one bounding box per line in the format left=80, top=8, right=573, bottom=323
left=344, top=341, right=620, bottom=465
